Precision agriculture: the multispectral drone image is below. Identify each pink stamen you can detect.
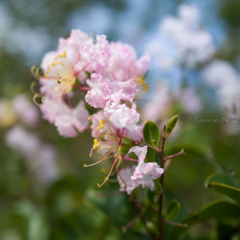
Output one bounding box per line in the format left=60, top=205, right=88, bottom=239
left=123, top=159, right=135, bottom=170
left=119, top=128, right=125, bottom=146
left=65, top=94, right=73, bottom=109
left=97, top=157, right=119, bottom=188
left=75, top=62, right=89, bottom=76
left=121, top=155, right=139, bottom=162
left=73, top=85, right=91, bottom=91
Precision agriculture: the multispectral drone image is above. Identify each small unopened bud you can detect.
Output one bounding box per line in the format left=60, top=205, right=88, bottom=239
left=163, top=115, right=178, bottom=138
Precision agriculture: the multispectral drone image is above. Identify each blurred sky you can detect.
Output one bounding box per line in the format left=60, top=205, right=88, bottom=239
left=0, top=0, right=226, bottom=63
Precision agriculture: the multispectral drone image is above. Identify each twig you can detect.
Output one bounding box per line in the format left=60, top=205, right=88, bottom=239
left=164, top=219, right=188, bottom=228
left=130, top=198, right=158, bottom=213
left=158, top=132, right=166, bottom=240
left=142, top=140, right=162, bottom=153
left=164, top=149, right=185, bottom=161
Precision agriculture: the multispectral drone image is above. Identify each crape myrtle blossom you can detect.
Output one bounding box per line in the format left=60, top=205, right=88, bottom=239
left=85, top=97, right=163, bottom=192
left=5, top=126, right=59, bottom=185
left=12, top=94, right=39, bottom=127
left=85, top=73, right=137, bottom=108
left=202, top=60, right=238, bottom=89
left=33, top=29, right=150, bottom=138
left=118, top=167, right=138, bottom=195
left=146, top=3, right=214, bottom=69
left=142, top=81, right=201, bottom=123
left=0, top=95, right=39, bottom=128
left=202, top=60, right=240, bottom=112
left=118, top=146, right=164, bottom=194
left=41, top=99, right=89, bottom=138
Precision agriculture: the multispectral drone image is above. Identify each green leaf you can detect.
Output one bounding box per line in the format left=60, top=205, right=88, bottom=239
left=84, top=70, right=91, bottom=79
left=205, top=173, right=240, bottom=203
left=164, top=115, right=178, bottom=138
left=217, top=222, right=235, bottom=240
left=166, top=200, right=180, bottom=221
left=146, top=147, right=156, bottom=162
left=206, top=182, right=240, bottom=203
left=170, top=201, right=240, bottom=239
left=206, top=173, right=240, bottom=188
left=143, top=121, right=160, bottom=147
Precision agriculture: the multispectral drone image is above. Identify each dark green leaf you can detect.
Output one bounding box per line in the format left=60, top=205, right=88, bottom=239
left=146, top=147, right=156, bottom=162
left=166, top=200, right=180, bottom=221
left=170, top=201, right=240, bottom=239
left=206, top=182, right=240, bottom=203
left=205, top=173, right=240, bottom=188
left=143, top=121, right=160, bottom=147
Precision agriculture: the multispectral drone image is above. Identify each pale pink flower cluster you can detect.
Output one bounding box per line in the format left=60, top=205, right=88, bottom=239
left=142, top=81, right=201, bottom=122
left=36, top=29, right=150, bottom=138
left=202, top=60, right=240, bottom=110
left=0, top=95, right=39, bottom=128
left=35, top=29, right=166, bottom=194
left=5, top=126, right=59, bottom=185
left=147, top=3, right=215, bottom=69
left=118, top=146, right=164, bottom=195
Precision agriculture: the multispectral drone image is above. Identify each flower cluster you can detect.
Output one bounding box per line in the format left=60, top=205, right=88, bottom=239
left=0, top=95, right=59, bottom=186
left=147, top=3, right=215, bottom=69
left=32, top=29, right=165, bottom=193
left=33, top=29, right=149, bottom=138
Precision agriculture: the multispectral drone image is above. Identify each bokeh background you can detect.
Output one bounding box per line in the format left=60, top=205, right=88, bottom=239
left=0, top=0, right=240, bottom=239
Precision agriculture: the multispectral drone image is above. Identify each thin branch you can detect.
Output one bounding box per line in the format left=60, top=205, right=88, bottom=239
left=164, top=219, right=188, bottom=228
left=158, top=131, right=166, bottom=240
left=122, top=214, right=141, bottom=233
left=130, top=198, right=158, bottom=213
left=164, top=149, right=185, bottom=161
left=142, top=140, right=161, bottom=153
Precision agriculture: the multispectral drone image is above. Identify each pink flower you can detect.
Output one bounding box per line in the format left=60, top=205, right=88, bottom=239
left=85, top=73, right=137, bottom=108
left=129, top=146, right=164, bottom=191
left=89, top=35, right=111, bottom=75
left=5, top=125, right=40, bottom=158
left=85, top=74, right=112, bottom=108
left=104, top=91, right=141, bottom=132
left=55, top=100, right=89, bottom=138
left=117, top=167, right=139, bottom=195
left=106, top=42, right=150, bottom=82
left=40, top=99, right=69, bottom=124
left=12, top=94, right=39, bottom=127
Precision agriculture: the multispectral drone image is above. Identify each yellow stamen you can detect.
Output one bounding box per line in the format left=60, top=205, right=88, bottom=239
left=97, top=120, right=105, bottom=130
left=137, top=76, right=149, bottom=92
left=33, top=93, right=44, bottom=106
left=30, top=81, right=37, bottom=94
left=36, top=67, right=43, bottom=78
left=51, top=62, right=58, bottom=66
left=59, top=51, right=66, bottom=57
left=93, top=138, right=100, bottom=150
